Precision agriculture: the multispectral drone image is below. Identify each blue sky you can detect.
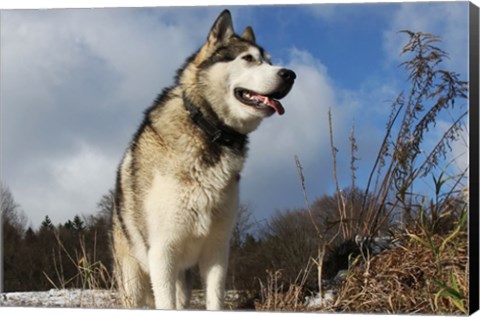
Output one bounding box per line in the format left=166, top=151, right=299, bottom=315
left=0, top=1, right=472, bottom=228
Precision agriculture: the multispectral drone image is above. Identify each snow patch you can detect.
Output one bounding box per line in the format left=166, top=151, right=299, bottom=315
left=305, top=289, right=335, bottom=308
left=1, top=289, right=120, bottom=308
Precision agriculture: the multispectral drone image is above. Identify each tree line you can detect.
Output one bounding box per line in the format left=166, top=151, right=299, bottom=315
left=2, top=185, right=112, bottom=291
left=2, top=183, right=386, bottom=293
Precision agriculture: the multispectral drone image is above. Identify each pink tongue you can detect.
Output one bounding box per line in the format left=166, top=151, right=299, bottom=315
left=255, top=95, right=285, bottom=115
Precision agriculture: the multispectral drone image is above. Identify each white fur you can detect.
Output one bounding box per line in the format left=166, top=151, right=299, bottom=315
left=205, top=46, right=285, bottom=134
left=143, top=163, right=239, bottom=310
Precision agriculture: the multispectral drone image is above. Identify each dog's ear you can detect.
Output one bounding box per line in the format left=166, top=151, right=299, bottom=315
left=241, top=26, right=256, bottom=43
left=207, top=10, right=234, bottom=46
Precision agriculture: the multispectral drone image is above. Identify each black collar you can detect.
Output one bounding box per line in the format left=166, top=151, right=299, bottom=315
left=183, top=95, right=247, bottom=152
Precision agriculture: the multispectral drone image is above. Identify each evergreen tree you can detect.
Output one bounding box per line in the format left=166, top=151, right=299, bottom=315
left=64, top=220, right=74, bottom=231
left=40, top=215, right=54, bottom=230
left=72, top=215, right=85, bottom=232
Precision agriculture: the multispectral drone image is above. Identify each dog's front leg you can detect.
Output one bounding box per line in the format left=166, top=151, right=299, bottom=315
left=148, top=244, right=177, bottom=310
left=199, top=244, right=229, bottom=310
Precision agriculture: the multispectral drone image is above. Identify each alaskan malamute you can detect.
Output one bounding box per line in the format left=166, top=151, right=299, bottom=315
left=112, top=9, right=295, bottom=310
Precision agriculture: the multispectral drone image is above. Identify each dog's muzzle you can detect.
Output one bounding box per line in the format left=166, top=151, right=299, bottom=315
left=234, top=68, right=296, bottom=116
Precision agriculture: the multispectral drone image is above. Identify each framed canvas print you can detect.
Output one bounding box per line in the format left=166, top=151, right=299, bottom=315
left=1, top=0, right=478, bottom=315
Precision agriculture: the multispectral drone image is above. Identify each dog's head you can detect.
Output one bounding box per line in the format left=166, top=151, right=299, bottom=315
left=182, top=10, right=296, bottom=134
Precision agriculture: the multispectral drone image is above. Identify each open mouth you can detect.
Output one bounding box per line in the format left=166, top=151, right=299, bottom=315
left=234, top=88, right=285, bottom=115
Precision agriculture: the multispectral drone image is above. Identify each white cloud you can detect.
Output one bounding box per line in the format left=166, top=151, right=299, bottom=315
left=3, top=7, right=341, bottom=227
left=306, top=3, right=338, bottom=21
left=248, top=48, right=335, bottom=166
left=14, top=143, right=118, bottom=227
left=434, top=119, right=469, bottom=175
left=1, top=8, right=220, bottom=227
left=241, top=48, right=359, bottom=219
left=452, top=129, right=469, bottom=174
left=382, top=2, right=469, bottom=72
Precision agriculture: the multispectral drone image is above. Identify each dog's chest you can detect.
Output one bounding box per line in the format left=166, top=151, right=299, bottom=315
left=146, top=148, right=243, bottom=238
left=183, top=150, right=243, bottom=234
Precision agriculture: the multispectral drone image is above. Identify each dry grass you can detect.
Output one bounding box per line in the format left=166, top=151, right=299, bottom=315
left=253, top=222, right=468, bottom=314
left=332, top=227, right=468, bottom=314
left=43, top=231, right=114, bottom=292
left=254, top=268, right=311, bottom=312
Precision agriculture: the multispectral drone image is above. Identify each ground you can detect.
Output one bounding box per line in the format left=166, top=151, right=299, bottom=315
left=1, top=289, right=120, bottom=308
left=0, top=289, right=255, bottom=310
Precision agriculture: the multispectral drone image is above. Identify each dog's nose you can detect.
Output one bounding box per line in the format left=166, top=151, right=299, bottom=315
left=278, top=68, right=296, bottom=82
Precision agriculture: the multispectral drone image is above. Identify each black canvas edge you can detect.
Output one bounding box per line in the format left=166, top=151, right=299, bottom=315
left=469, top=1, right=479, bottom=315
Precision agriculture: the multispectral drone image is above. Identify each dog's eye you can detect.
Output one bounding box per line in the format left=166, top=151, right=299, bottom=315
left=242, top=54, right=254, bottom=63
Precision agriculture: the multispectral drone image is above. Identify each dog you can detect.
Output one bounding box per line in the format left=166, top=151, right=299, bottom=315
left=111, top=9, right=295, bottom=310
